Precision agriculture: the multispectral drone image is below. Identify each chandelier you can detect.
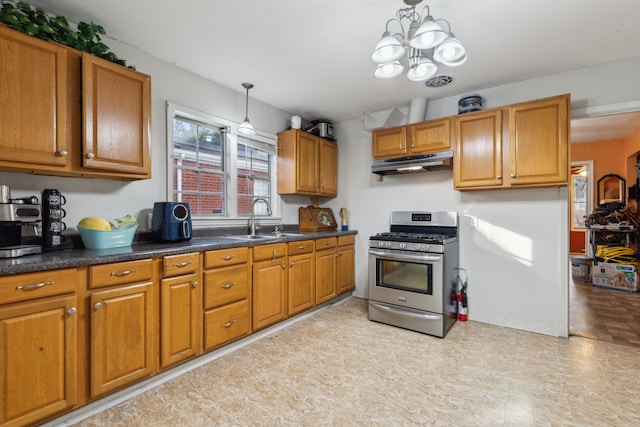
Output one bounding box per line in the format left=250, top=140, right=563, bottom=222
left=371, top=0, right=467, bottom=82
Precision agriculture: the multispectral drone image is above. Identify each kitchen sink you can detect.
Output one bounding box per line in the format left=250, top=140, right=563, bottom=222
left=225, top=234, right=279, bottom=240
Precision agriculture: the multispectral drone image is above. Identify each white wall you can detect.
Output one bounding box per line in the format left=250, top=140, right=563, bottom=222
left=322, top=55, right=640, bottom=337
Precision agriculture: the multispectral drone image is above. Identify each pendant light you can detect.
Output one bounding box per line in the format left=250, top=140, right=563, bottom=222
left=238, top=82, right=256, bottom=135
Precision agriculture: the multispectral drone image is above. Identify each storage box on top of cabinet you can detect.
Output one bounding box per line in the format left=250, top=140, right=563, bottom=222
left=592, top=261, right=639, bottom=292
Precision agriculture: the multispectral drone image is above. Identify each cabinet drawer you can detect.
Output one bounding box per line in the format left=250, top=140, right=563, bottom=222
left=315, top=237, right=337, bottom=250
left=0, top=268, right=78, bottom=305
left=204, top=247, right=249, bottom=268
left=204, top=264, right=250, bottom=309
left=204, top=299, right=250, bottom=350
left=287, top=240, right=314, bottom=256
left=253, top=243, right=286, bottom=262
left=89, top=259, right=153, bottom=289
left=163, top=252, right=200, bottom=277
left=338, top=234, right=354, bottom=246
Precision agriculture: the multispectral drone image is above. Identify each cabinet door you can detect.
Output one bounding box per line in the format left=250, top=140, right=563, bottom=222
left=337, top=244, right=355, bottom=294
left=252, top=258, right=287, bottom=331
left=372, top=126, right=407, bottom=159
left=82, top=53, right=151, bottom=176
left=288, top=252, right=315, bottom=316
left=0, top=25, right=69, bottom=169
left=319, top=139, right=337, bottom=196
left=160, top=272, right=200, bottom=369
left=0, top=295, right=77, bottom=427
left=453, top=110, right=504, bottom=189
left=91, top=282, right=154, bottom=397
left=408, top=119, right=450, bottom=154
left=296, top=132, right=319, bottom=193
left=315, top=248, right=337, bottom=304
left=508, top=95, right=569, bottom=186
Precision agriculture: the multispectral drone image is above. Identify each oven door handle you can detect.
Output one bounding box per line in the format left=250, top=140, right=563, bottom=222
left=368, top=249, right=442, bottom=263
left=370, top=302, right=442, bottom=320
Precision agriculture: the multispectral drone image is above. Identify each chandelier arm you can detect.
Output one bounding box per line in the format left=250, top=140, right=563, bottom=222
left=435, top=19, right=452, bottom=33
left=384, top=18, right=406, bottom=38
left=417, top=5, right=430, bottom=21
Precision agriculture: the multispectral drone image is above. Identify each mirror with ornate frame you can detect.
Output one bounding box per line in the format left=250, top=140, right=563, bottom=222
left=597, top=173, right=626, bottom=205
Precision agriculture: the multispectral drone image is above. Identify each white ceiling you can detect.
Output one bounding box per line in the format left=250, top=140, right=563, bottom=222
left=28, top=0, right=640, bottom=140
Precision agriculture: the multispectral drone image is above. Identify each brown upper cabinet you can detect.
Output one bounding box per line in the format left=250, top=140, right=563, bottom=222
left=372, top=118, right=450, bottom=159
left=277, top=129, right=337, bottom=197
left=0, top=25, right=151, bottom=180
left=453, top=94, right=570, bottom=190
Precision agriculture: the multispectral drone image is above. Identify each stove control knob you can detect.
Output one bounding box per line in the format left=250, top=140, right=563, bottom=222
left=378, top=241, right=385, bottom=248
left=399, top=243, right=406, bottom=250
left=385, top=242, right=392, bottom=248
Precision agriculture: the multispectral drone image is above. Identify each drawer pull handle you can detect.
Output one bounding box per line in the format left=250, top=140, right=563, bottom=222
left=272, top=250, right=276, bottom=262
left=192, top=281, right=199, bottom=288
left=290, top=262, right=295, bottom=268
left=111, top=269, right=136, bottom=277
left=67, top=307, right=77, bottom=315
left=297, top=245, right=307, bottom=250
left=94, top=302, right=103, bottom=310
left=220, top=282, right=236, bottom=289
left=323, top=242, right=330, bottom=245
left=16, top=281, right=54, bottom=291
left=496, top=175, right=502, bottom=180
left=510, top=173, right=517, bottom=178
left=221, top=320, right=237, bottom=328
left=173, top=261, right=192, bottom=268
left=221, top=255, right=236, bottom=261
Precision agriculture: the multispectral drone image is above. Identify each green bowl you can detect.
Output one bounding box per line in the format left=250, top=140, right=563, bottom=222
left=78, top=224, right=138, bottom=249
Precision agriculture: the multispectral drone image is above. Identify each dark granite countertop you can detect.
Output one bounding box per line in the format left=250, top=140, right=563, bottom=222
left=0, top=229, right=358, bottom=276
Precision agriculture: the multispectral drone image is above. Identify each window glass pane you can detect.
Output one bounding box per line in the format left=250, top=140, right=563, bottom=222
left=172, top=117, right=225, bottom=216
left=237, top=138, right=272, bottom=217
left=572, top=175, right=587, bottom=229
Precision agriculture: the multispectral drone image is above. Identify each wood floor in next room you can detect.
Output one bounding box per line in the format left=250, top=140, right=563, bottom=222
left=570, top=275, right=640, bottom=347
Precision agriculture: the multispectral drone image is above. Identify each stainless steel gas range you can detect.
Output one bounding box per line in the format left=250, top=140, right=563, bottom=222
left=368, top=211, right=459, bottom=338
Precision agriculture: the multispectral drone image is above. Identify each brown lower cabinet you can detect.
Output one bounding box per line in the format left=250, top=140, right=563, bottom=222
left=0, top=234, right=355, bottom=426
left=203, top=247, right=251, bottom=351
left=252, top=243, right=287, bottom=331
left=160, top=253, right=201, bottom=369
left=287, top=240, right=315, bottom=316
left=0, top=268, right=80, bottom=427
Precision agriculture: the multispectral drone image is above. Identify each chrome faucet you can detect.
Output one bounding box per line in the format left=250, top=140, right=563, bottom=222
left=250, top=197, right=272, bottom=236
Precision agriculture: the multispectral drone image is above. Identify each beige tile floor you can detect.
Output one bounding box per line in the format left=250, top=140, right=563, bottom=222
left=72, top=297, right=640, bottom=427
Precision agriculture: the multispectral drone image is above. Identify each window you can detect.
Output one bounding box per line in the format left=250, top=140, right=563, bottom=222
left=167, top=102, right=279, bottom=225
left=171, top=117, right=225, bottom=215
left=237, top=137, right=275, bottom=216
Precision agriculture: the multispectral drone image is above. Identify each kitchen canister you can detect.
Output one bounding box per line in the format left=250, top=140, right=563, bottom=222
left=291, top=115, right=302, bottom=129
left=458, top=95, right=483, bottom=114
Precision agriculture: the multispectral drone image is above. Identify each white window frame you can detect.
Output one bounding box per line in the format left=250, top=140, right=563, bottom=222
left=166, top=101, right=281, bottom=228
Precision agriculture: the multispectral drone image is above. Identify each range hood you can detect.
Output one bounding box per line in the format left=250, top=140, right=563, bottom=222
left=371, top=150, right=453, bottom=175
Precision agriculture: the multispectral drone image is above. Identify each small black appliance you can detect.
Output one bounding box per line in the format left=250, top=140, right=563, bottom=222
left=152, top=202, right=192, bottom=242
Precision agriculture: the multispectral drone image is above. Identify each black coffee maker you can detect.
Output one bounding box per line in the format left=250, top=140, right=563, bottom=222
left=0, top=185, right=42, bottom=258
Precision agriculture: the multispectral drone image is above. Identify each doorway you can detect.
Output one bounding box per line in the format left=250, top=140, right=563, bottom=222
left=569, top=108, right=640, bottom=346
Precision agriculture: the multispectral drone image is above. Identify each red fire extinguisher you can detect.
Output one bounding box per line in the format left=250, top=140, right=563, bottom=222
left=458, top=285, right=468, bottom=321
left=455, top=268, right=468, bottom=322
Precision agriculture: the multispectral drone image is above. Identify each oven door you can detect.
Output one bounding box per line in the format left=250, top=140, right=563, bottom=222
left=368, top=248, right=444, bottom=314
